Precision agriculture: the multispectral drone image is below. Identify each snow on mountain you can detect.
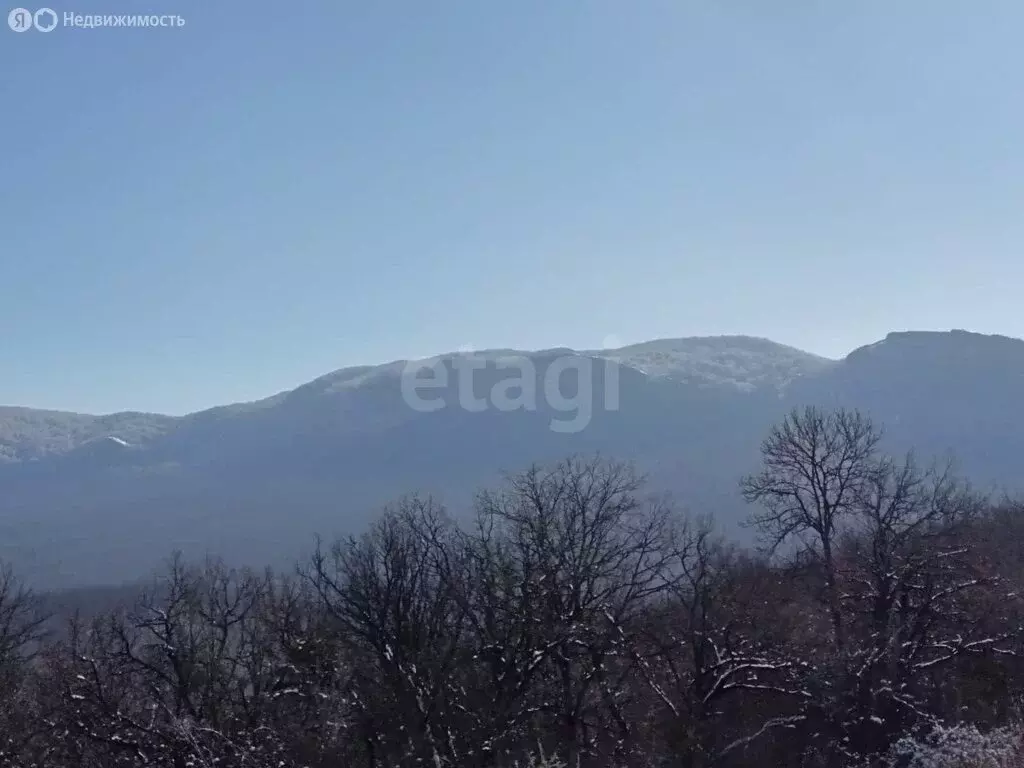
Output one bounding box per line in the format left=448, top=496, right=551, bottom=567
left=588, top=335, right=836, bottom=393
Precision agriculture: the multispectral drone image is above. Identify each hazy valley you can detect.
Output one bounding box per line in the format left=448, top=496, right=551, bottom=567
left=3, top=328, right=1022, bottom=589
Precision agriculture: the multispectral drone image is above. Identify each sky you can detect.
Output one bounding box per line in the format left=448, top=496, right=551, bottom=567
left=2, top=0, right=1023, bottom=415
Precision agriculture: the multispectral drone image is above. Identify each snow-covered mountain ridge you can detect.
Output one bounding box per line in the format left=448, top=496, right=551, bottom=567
left=1, top=334, right=832, bottom=461
left=6, top=331, right=1022, bottom=463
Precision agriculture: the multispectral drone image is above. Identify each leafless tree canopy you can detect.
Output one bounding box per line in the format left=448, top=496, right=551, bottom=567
left=1, top=433, right=1022, bottom=768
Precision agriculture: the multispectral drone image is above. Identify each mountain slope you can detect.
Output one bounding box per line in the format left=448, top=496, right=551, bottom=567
left=1, top=331, right=1021, bottom=588
left=788, top=329, right=1024, bottom=490
left=0, top=408, right=174, bottom=462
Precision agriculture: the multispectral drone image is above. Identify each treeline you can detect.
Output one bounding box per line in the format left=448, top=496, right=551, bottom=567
left=1, top=407, right=1023, bottom=767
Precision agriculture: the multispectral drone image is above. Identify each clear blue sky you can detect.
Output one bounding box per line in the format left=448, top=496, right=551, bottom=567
left=2, top=0, right=1022, bottom=415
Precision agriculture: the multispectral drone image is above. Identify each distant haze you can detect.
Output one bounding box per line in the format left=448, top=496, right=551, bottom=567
left=2, top=330, right=1022, bottom=589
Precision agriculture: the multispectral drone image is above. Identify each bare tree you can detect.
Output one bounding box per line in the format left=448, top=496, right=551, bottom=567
left=306, top=495, right=474, bottom=768
left=0, top=563, right=48, bottom=675
left=0, top=563, right=49, bottom=765
left=741, top=407, right=881, bottom=653
left=834, top=455, right=1011, bottom=755
left=40, top=556, right=290, bottom=768
left=471, top=456, right=678, bottom=768
left=634, top=522, right=809, bottom=768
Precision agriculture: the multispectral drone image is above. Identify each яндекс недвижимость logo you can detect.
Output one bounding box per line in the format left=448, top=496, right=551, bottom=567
left=8, top=7, right=57, bottom=31
left=8, top=8, right=184, bottom=31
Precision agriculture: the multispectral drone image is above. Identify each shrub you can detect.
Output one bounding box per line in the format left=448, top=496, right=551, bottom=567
left=879, top=723, right=1024, bottom=768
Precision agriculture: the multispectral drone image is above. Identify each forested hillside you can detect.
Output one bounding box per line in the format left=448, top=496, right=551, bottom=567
left=1, top=408, right=1023, bottom=767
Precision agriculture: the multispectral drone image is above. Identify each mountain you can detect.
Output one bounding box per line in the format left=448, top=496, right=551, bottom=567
left=2, top=331, right=1022, bottom=589
left=0, top=408, right=173, bottom=463
left=788, top=330, right=1024, bottom=490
